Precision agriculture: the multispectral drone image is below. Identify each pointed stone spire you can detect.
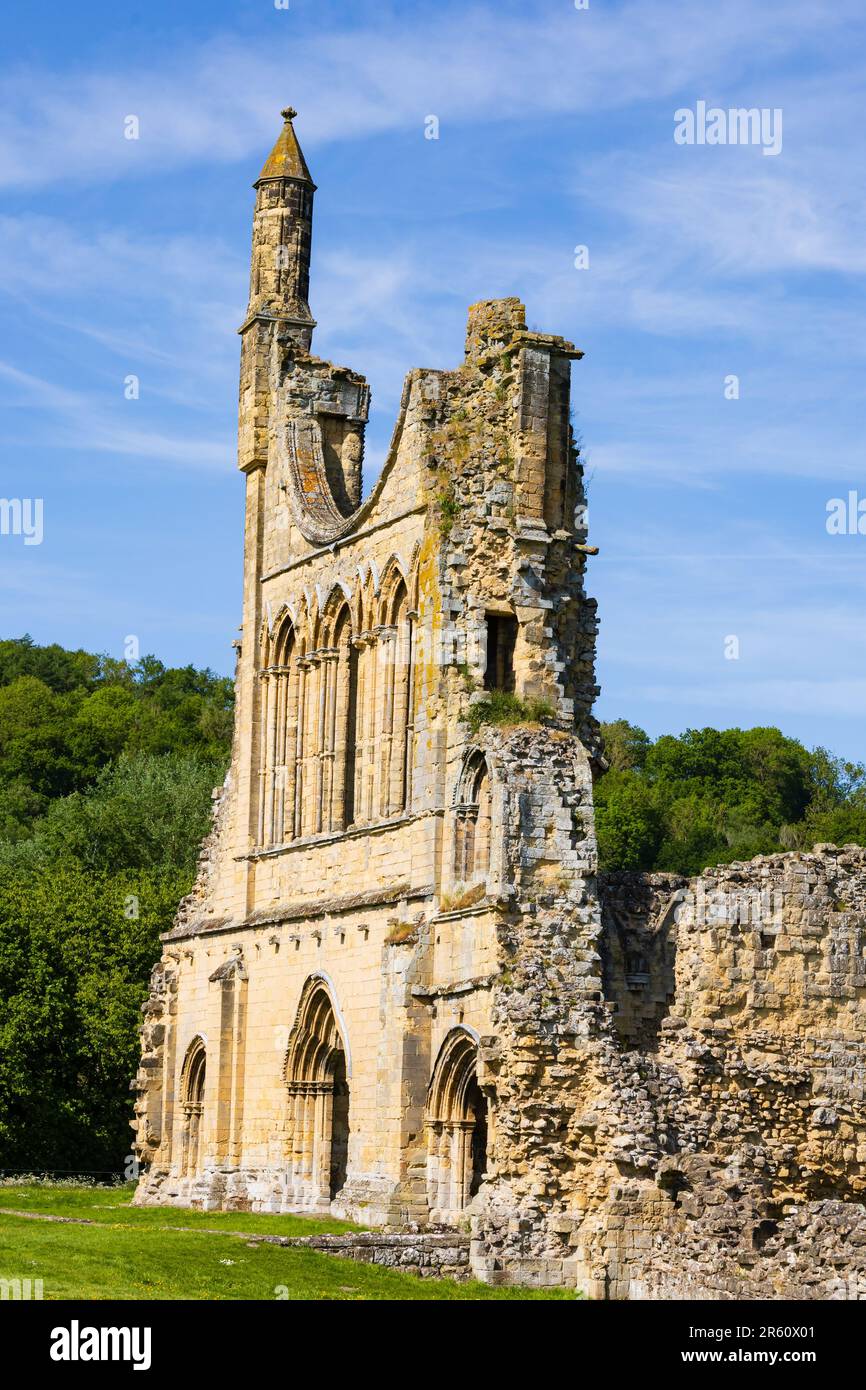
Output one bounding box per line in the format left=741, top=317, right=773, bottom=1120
left=256, top=106, right=316, bottom=187
left=241, top=107, right=317, bottom=354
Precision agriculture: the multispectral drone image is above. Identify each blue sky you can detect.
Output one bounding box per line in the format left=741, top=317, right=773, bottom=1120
left=1, top=0, right=865, bottom=757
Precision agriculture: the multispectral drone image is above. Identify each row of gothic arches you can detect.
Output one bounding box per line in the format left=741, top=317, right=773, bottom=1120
left=257, top=564, right=416, bottom=846
left=178, top=982, right=488, bottom=1217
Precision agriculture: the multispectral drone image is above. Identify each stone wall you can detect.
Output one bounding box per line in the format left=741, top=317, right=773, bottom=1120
left=464, top=847, right=866, bottom=1296
left=578, top=847, right=866, bottom=1299
left=279, top=1229, right=470, bottom=1280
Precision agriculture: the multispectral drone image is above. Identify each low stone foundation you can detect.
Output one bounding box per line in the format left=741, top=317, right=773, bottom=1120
left=283, top=1230, right=470, bottom=1280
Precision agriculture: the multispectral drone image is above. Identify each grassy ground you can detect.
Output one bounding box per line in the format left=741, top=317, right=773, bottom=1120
left=0, top=1184, right=574, bottom=1300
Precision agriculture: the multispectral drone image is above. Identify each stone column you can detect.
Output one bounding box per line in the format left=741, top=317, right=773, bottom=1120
left=377, top=625, right=397, bottom=817
left=456, top=1120, right=474, bottom=1210
left=437, top=1127, right=452, bottom=1213
left=256, top=669, right=271, bottom=845
left=315, top=1082, right=334, bottom=1202
left=288, top=1087, right=304, bottom=1200
left=272, top=664, right=288, bottom=844
left=294, top=657, right=309, bottom=837
left=426, top=1122, right=442, bottom=1210
left=283, top=664, right=299, bottom=841
left=332, top=631, right=352, bottom=831
left=319, top=649, right=339, bottom=833
left=301, top=1088, right=315, bottom=1193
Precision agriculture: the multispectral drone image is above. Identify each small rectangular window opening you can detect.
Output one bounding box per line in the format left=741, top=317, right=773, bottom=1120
left=484, top=613, right=517, bottom=693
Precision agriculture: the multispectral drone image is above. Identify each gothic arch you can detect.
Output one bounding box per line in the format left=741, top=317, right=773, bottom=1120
left=258, top=611, right=301, bottom=845
left=284, top=977, right=351, bottom=1206
left=272, top=609, right=296, bottom=666
left=179, top=1036, right=207, bottom=1178
left=319, top=579, right=353, bottom=644
left=453, top=750, right=492, bottom=884
left=425, top=1028, right=488, bottom=1218
left=328, top=601, right=357, bottom=831
left=377, top=554, right=409, bottom=621
left=376, top=571, right=414, bottom=816
left=256, top=557, right=419, bottom=845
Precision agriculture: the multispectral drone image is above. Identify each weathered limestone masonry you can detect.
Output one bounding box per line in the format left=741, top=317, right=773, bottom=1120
left=132, top=111, right=866, bottom=1298
left=131, top=110, right=602, bottom=1268
left=588, top=848, right=866, bottom=1299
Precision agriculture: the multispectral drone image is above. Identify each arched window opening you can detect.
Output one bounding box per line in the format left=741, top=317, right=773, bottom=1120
left=542, top=362, right=570, bottom=531
left=352, top=629, right=377, bottom=826
left=380, top=578, right=414, bottom=817
left=426, top=1031, right=488, bottom=1219
left=331, top=606, right=358, bottom=831
left=259, top=619, right=301, bottom=847
left=284, top=981, right=350, bottom=1208
left=454, top=753, right=492, bottom=884
left=258, top=568, right=416, bottom=844
left=180, top=1038, right=207, bottom=1178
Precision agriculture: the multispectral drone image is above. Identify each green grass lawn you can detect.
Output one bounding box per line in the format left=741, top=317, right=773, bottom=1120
left=0, top=1184, right=574, bottom=1300
left=0, top=1182, right=359, bottom=1235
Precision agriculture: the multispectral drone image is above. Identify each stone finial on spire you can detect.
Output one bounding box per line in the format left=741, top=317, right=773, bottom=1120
left=257, top=107, right=315, bottom=186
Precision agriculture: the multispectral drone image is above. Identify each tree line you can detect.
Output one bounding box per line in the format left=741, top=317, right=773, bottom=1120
left=0, top=637, right=233, bottom=1173
left=596, top=719, right=866, bottom=875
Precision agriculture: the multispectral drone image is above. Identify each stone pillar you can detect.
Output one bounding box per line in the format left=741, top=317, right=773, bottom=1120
left=294, top=658, right=310, bottom=837
left=377, top=625, right=397, bottom=818
left=319, top=648, right=339, bottom=833
left=332, top=630, right=352, bottom=831
left=457, top=1120, right=474, bottom=1210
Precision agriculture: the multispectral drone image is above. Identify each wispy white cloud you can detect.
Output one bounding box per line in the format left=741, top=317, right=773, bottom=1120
left=0, top=1, right=861, bottom=188
left=0, top=359, right=232, bottom=470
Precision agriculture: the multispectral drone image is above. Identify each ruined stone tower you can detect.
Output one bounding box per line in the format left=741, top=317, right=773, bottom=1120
left=133, top=113, right=866, bottom=1298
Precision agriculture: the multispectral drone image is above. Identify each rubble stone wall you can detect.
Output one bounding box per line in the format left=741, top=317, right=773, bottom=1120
left=581, top=848, right=866, bottom=1299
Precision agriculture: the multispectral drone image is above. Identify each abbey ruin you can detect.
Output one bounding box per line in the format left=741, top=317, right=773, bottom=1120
left=132, top=111, right=866, bottom=1299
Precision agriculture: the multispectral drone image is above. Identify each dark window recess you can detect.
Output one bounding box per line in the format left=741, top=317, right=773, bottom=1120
left=484, top=613, right=517, bottom=692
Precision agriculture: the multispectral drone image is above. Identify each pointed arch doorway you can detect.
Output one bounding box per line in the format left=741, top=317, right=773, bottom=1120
left=284, top=978, right=350, bottom=1206
left=426, top=1029, right=489, bottom=1222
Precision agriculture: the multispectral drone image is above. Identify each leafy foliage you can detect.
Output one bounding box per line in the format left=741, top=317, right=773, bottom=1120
left=0, top=867, right=189, bottom=1171
left=0, top=637, right=232, bottom=1174
left=596, top=722, right=866, bottom=875
left=0, top=636, right=233, bottom=840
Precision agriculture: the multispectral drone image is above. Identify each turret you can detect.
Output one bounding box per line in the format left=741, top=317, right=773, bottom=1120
left=237, top=108, right=316, bottom=475
left=244, top=106, right=316, bottom=345
left=235, top=107, right=319, bottom=855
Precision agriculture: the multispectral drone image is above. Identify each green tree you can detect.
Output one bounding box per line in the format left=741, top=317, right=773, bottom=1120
left=600, top=719, right=651, bottom=772
left=0, top=865, right=187, bottom=1171
left=594, top=771, right=663, bottom=870
left=1, top=753, right=223, bottom=874
left=595, top=723, right=866, bottom=874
